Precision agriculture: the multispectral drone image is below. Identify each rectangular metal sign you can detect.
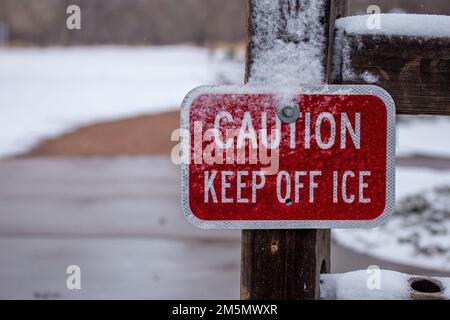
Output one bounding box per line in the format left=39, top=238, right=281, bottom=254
left=181, top=85, right=395, bottom=229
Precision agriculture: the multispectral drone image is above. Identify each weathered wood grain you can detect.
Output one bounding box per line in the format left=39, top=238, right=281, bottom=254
left=241, top=0, right=346, bottom=300
left=337, top=33, right=450, bottom=115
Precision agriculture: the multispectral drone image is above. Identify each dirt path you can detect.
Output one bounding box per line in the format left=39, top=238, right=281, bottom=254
left=21, top=112, right=180, bottom=158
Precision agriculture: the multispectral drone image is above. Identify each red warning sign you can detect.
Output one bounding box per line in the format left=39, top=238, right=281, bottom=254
left=180, top=85, right=395, bottom=229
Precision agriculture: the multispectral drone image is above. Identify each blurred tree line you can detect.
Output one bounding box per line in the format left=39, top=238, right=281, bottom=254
left=0, top=0, right=246, bottom=45
left=0, top=0, right=449, bottom=46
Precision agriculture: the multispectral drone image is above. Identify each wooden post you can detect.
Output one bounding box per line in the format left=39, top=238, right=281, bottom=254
left=241, top=0, right=347, bottom=300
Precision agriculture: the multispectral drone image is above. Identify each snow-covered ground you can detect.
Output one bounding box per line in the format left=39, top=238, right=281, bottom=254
left=0, top=46, right=243, bottom=158
left=321, top=269, right=450, bottom=300
left=0, top=46, right=449, bottom=159
left=334, top=168, right=450, bottom=272
left=397, top=116, right=450, bottom=158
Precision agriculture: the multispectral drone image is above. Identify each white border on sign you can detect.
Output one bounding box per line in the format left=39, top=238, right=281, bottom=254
left=180, top=85, right=396, bottom=230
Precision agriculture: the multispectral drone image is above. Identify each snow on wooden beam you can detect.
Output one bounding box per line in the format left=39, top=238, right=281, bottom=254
left=245, top=0, right=347, bottom=85
left=337, top=14, right=450, bottom=38
left=334, top=14, right=450, bottom=116
left=321, top=270, right=450, bottom=300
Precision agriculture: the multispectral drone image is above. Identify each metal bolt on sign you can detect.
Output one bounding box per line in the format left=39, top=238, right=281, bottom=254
left=278, top=105, right=300, bottom=124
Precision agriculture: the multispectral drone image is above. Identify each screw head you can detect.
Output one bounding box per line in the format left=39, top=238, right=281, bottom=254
left=278, top=105, right=300, bottom=124
left=282, top=106, right=294, bottom=118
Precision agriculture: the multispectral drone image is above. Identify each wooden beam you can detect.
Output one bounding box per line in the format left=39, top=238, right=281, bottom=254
left=336, top=33, right=450, bottom=115
left=241, top=0, right=347, bottom=300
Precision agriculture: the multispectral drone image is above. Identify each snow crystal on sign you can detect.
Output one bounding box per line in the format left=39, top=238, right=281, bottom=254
left=248, top=0, right=326, bottom=88
left=336, top=14, right=450, bottom=38
left=321, top=270, right=411, bottom=300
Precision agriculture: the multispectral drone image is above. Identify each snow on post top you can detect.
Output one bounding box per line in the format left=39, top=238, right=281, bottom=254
left=336, top=14, right=450, bottom=38
left=248, top=0, right=327, bottom=87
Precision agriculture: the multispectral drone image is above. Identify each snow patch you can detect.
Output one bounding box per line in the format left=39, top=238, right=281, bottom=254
left=397, top=116, right=450, bottom=158
left=321, top=270, right=410, bottom=300
left=361, top=71, right=379, bottom=84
